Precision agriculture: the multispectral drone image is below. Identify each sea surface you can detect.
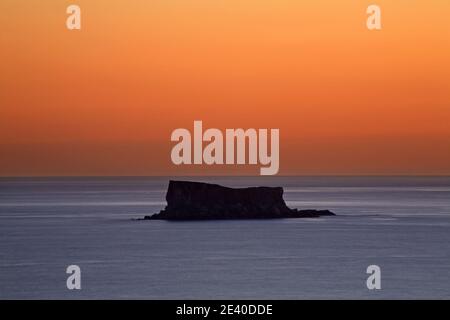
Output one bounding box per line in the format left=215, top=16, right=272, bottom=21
left=1, top=176, right=449, bottom=299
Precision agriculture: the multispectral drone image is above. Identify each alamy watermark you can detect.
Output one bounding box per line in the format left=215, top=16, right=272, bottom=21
left=66, top=4, right=382, bottom=31
left=170, top=121, right=280, bottom=176
left=66, top=265, right=81, bottom=290
left=366, top=265, right=381, bottom=290
left=66, top=5, right=81, bottom=30
left=366, top=5, right=382, bottom=30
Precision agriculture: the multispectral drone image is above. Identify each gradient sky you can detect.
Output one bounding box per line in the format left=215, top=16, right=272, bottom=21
left=1, top=0, right=449, bottom=176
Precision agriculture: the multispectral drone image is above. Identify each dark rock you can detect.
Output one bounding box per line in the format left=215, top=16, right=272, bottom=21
left=143, top=180, right=335, bottom=220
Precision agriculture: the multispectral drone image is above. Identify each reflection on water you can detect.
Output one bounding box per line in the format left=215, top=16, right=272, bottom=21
left=0, top=176, right=450, bottom=299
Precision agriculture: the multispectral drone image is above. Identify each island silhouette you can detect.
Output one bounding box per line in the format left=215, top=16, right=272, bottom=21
left=142, top=180, right=335, bottom=220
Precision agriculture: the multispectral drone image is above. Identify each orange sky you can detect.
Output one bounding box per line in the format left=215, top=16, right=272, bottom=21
left=0, top=0, right=449, bottom=176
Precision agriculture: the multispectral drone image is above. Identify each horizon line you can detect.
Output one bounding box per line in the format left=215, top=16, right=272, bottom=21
left=1, top=174, right=450, bottom=179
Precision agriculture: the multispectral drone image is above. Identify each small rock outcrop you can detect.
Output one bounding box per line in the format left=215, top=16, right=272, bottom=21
left=143, top=180, right=335, bottom=220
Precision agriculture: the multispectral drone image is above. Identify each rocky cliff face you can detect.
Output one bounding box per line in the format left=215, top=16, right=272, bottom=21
left=144, top=180, right=335, bottom=220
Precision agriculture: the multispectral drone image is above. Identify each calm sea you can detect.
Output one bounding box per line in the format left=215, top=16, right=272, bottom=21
left=1, top=176, right=449, bottom=299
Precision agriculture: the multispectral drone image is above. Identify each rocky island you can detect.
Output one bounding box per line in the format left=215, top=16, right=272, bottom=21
left=142, top=180, right=335, bottom=220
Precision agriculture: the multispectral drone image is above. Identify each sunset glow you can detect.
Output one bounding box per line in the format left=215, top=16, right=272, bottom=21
left=1, top=0, right=449, bottom=175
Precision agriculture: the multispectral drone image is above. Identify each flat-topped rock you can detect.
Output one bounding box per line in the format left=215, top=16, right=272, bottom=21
left=143, top=180, right=335, bottom=220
